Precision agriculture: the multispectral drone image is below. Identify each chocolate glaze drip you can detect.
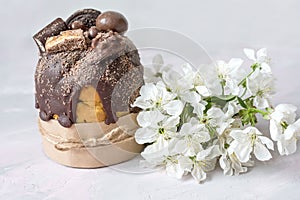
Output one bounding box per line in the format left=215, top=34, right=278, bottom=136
left=35, top=31, right=144, bottom=127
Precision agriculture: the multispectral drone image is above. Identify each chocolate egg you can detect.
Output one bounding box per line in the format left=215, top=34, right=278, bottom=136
left=96, top=11, right=128, bottom=33
left=88, top=26, right=99, bottom=38
left=70, top=21, right=86, bottom=30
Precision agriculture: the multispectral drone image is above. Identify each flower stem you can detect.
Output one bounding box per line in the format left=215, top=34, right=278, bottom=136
left=249, top=108, right=270, bottom=118
left=238, top=63, right=258, bottom=87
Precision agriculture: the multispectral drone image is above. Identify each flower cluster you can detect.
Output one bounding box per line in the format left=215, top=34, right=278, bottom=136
left=132, top=49, right=300, bottom=183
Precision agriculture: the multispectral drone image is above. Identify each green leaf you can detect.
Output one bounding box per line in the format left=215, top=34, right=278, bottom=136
left=237, top=97, right=248, bottom=109
left=209, top=95, right=237, bottom=107
left=204, top=101, right=212, bottom=114
left=210, top=96, right=227, bottom=108
left=178, top=103, right=195, bottom=129
left=217, top=95, right=237, bottom=102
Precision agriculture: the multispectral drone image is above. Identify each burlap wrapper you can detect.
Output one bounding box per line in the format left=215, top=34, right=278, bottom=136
left=38, top=113, right=144, bottom=168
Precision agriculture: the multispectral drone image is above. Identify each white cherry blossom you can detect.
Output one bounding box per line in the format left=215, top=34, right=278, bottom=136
left=132, top=81, right=184, bottom=116
left=192, top=145, right=221, bottom=183
left=270, top=104, right=297, bottom=141
left=134, top=51, right=300, bottom=184
left=140, top=135, right=170, bottom=166
left=219, top=153, right=248, bottom=176
left=216, top=58, right=244, bottom=95
left=135, top=110, right=179, bottom=144
left=162, top=64, right=194, bottom=94
left=170, top=118, right=210, bottom=156
left=192, top=102, right=207, bottom=119
left=219, top=130, right=251, bottom=176
left=247, top=72, right=275, bottom=108
left=270, top=104, right=299, bottom=155
left=144, top=54, right=172, bottom=83
left=277, top=119, right=300, bottom=155
left=165, top=155, right=193, bottom=179
left=183, top=64, right=211, bottom=97
left=244, top=48, right=271, bottom=74
left=228, top=127, right=274, bottom=162
left=200, top=107, right=235, bottom=136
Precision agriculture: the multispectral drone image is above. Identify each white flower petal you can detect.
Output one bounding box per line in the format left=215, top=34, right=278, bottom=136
left=163, top=100, right=184, bottom=116
left=141, top=136, right=169, bottom=164
left=228, top=58, right=244, bottom=71
left=137, top=110, right=165, bottom=127
left=195, top=85, right=211, bottom=97
left=178, top=156, right=193, bottom=172
left=253, top=96, right=270, bottom=109
left=244, top=48, right=256, bottom=61
left=254, top=142, right=272, bottom=161
left=143, top=67, right=158, bottom=83
left=182, top=63, right=194, bottom=76
left=202, top=159, right=218, bottom=172
left=285, top=119, right=300, bottom=139
left=135, top=127, right=158, bottom=144
left=163, top=115, right=180, bottom=128
left=191, top=164, right=207, bottom=183
left=272, top=104, right=297, bottom=123
left=166, top=160, right=185, bottom=179
left=229, top=141, right=252, bottom=163
left=192, top=103, right=206, bottom=118
left=173, top=140, right=188, bottom=154
left=230, top=153, right=248, bottom=175
left=208, top=106, right=224, bottom=117
left=179, top=123, right=193, bottom=136
left=230, top=130, right=249, bottom=143
left=132, top=96, right=152, bottom=110
left=270, top=119, right=282, bottom=141
left=181, top=91, right=201, bottom=104
left=195, top=131, right=211, bottom=143
left=260, top=63, right=272, bottom=74
left=244, top=126, right=263, bottom=136
left=256, top=48, right=267, bottom=60
left=259, top=136, right=274, bottom=150
left=219, top=155, right=233, bottom=176
left=196, top=145, right=221, bottom=161
left=277, top=138, right=297, bottom=156
left=140, top=83, right=158, bottom=100
left=152, top=54, right=164, bottom=70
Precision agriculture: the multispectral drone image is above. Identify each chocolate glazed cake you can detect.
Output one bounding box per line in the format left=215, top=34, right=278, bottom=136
left=33, top=9, right=144, bottom=168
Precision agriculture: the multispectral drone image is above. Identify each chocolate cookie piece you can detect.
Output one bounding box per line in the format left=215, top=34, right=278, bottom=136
left=45, top=29, right=87, bottom=53
left=33, top=18, right=67, bottom=53
left=66, top=9, right=101, bottom=30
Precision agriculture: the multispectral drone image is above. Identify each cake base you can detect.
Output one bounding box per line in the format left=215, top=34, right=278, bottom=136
left=38, top=114, right=144, bottom=168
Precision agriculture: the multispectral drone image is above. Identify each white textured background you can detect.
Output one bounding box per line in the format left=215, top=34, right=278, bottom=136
left=0, top=0, right=300, bottom=199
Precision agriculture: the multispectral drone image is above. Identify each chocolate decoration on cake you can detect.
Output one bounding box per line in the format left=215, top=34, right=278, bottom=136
left=34, top=9, right=144, bottom=128
left=96, top=11, right=128, bottom=33
left=66, top=9, right=101, bottom=30
left=33, top=18, right=67, bottom=53
left=88, top=26, right=99, bottom=39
